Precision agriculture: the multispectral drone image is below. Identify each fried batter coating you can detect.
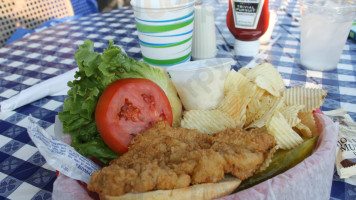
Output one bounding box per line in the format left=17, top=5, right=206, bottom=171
left=88, top=121, right=276, bottom=198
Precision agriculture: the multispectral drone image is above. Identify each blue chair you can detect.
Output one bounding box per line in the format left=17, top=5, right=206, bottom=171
left=2, top=0, right=98, bottom=46
left=71, top=0, right=98, bottom=16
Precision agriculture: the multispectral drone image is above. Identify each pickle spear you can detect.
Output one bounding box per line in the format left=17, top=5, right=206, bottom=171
left=235, top=136, right=319, bottom=192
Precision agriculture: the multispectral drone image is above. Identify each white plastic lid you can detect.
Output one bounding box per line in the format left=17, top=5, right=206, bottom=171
left=234, top=39, right=260, bottom=57
left=166, top=58, right=234, bottom=72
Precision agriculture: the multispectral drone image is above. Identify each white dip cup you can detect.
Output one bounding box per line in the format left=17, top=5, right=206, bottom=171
left=166, top=58, right=235, bottom=110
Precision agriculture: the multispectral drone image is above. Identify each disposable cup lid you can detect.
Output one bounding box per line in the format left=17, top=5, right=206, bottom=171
left=130, top=0, right=195, bottom=9
left=300, top=0, right=356, bottom=9
left=166, top=58, right=235, bottom=72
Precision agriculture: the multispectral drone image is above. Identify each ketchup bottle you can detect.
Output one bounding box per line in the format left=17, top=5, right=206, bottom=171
left=226, top=0, right=270, bottom=56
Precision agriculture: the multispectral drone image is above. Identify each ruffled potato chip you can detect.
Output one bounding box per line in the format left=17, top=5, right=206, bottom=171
left=220, top=70, right=265, bottom=128
left=245, top=98, right=261, bottom=126
left=295, top=123, right=313, bottom=138
left=267, top=111, right=303, bottom=149
left=279, top=104, right=305, bottom=127
left=259, top=145, right=279, bottom=172
left=283, top=87, right=327, bottom=112
left=217, top=92, right=247, bottom=129
left=237, top=67, right=250, bottom=76
left=298, top=112, right=318, bottom=136
left=181, top=110, right=236, bottom=134
left=245, top=94, right=284, bottom=129
left=245, top=63, right=285, bottom=97
left=224, top=70, right=250, bottom=94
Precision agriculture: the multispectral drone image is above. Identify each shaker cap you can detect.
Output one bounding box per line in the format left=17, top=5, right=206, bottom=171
left=233, top=39, right=260, bottom=57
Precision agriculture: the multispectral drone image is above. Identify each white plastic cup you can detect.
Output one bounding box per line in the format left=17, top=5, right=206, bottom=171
left=191, top=4, right=217, bottom=60
left=130, top=0, right=196, bottom=67
left=300, top=0, right=356, bottom=71
left=165, top=58, right=235, bottom=110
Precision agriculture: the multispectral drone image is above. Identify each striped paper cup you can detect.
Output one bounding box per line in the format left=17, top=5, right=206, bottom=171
left=131, top=0, right=195, bottom=67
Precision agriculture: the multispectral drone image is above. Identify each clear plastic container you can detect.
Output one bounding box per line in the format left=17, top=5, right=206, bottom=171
left=165, top=58, right=235, bottom=110
left=300, top=0, right=356, bottom=71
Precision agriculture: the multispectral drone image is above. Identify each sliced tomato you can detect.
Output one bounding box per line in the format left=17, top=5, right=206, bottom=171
left=95, top=78, right=172, bottom=155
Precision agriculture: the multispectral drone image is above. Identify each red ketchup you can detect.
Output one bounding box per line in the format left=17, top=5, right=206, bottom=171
left=226, top=0, right=270, bottom=56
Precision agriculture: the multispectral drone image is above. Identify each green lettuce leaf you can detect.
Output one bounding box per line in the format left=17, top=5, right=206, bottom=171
left=58, top=39, right=182, bottom=163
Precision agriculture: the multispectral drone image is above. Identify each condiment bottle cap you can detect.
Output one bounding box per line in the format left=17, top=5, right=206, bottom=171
left=234, top=39, right=260, bottom=57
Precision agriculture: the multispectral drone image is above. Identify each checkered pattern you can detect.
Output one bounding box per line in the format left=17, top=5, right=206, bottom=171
left=0, top=96, right=63, bottom=199
left=0, top=0, right=355, bottom=199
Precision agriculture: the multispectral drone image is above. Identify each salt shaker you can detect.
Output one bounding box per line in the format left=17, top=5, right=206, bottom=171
left=191, top=4, right=217, bottom=60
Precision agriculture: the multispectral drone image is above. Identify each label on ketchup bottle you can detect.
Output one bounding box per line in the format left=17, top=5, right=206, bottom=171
left=231, top=0, right=265, bottom=29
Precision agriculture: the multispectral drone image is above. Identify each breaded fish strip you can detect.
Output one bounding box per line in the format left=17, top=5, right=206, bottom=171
left=88, top=121, right=276, bottom=198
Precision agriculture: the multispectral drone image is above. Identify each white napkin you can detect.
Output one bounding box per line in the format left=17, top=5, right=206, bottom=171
left=0, top=68, right=77, bottom=112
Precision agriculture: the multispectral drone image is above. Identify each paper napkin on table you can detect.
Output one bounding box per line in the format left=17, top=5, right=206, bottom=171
left=0, top=68, right=77, bottom=112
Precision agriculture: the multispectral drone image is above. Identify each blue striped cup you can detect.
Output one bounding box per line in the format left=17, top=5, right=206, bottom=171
left=131, top=0, right=195, bottom=67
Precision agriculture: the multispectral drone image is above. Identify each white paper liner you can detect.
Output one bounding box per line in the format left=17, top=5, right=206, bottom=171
left=220, top=113, right=338, bottom=200
left=48, top=113, right=337, bottom=199
left=52, top=173, right=94, bottom=200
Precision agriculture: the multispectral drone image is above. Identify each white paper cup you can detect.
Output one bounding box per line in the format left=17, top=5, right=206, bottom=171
left=166, top=58, right=235, bottom=110
left=131, top=0, right=195, bottom=67
left=299, top=0, right=356, bottom=71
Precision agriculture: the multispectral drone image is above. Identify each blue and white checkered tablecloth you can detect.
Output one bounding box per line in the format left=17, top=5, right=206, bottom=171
left=0, top=0, right=355, bottom=199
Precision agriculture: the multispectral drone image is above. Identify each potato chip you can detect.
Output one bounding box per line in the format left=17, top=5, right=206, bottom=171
left=267, top=111, right=303, bottom=149
left=245, top=98, right=261, bottom=126
left=220, top=70, right=264, bottom=128
left=259, top=145, right=279, bottom=172
left=224, top=70, right=250, bottom=94
left=224, top=70, right=265, bottom=97
left=181, top=110, right=236, bottom=134
left=245, top=94, right=284, bottom=129
left=279, top=104, right=305, bottom=127
left=295, top=123, right=313, bottom=138
left=219, top=88, right=265, bottom=128
left=298, top=112, right=318, bottom=136
left=237, top=67, right=249, bottom=76
left=245, top=63, right=285, bottom=97
left=217, top=92, right=247, bottom=129
left=283, top=87, right=327, bottom=112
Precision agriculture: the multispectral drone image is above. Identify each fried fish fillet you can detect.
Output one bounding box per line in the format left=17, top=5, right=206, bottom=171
left=88, top=121, right=276, bottom=198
